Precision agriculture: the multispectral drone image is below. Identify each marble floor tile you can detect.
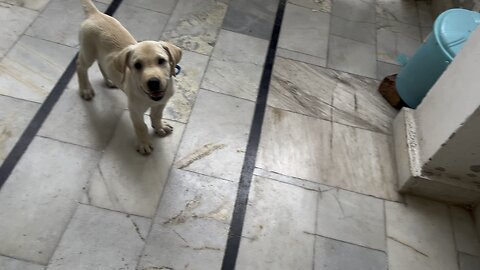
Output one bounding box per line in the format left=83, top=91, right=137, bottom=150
left=377, top=17, right=421, bottom=64
left=1, top=0, right=50, bottom=11
left=82, top=112, right=184, bottom=218
left=278, top=4, right=330, bottom=61
left=417, top=0, right=433, bottom=27
left=222, top=0, right=278, bottom=40
left=113, top=3, right=169, bottom=41
left=138, top=169, right=236, bottom=270
left=330, top=16, right=376, bottom=45
left=0, top=136, right=100, bottom=264
left=26, top=0, right=108, bottom=47
left=256, top=107, right=331, bottom=184
left=0, top=95, right=40, bottom=163
left=450, top=206, right=480, bottom=257
left=276, top=48, right=326, bottom=67
left=328, top=35, right=377, bottom=78
left=201, top=30, right=268, bottom=101
left=236, top=176, right=317, bottom=270
left=330, top=123, right=400, bottom=201
left=376, top=0, right=419, bottom=26
left=161, top=0, right=228, bottom=55
left=332, top=0, right=375, bottom=24
left=47, top=204, right=150, bottom=270
left=315, top=236, right=388, bottom=270
left=0, top=35, right=77, bottom=103
left=421, top=26, right=432, bottom=42
left=377, top=61, right=401, bottom=80
left=97, top=0, right=177, bottom=14
left=386, top=196, right=458, bottom=270
left=331, top=73, right=396, bottom=134
left=174, top=90, right=254, bottom=182
left=460, top=252, right=480, bottom=270
left=289, top=0, right=331, bottom=12
left=38, top=89, right=127, bottom=150
left=269, top=57, right=333, bottom=121
left=0, top=255, right=44, bottom=270
left=316, top=188, right=386, bottom=251
left=269, top=57, right=395, bottom=134
left=0, top=3, right=38, bottom=58
left=164, top=50, right=210, bottom=123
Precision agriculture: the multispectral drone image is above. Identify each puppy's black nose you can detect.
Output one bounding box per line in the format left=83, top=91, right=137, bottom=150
left=147, top=78, right=161, bottom=91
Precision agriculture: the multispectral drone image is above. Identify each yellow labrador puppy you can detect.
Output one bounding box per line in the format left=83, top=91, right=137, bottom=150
left=78, top=0, right=182, bottom=155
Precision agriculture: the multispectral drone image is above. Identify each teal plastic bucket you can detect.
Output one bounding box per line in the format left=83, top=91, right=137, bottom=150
left=396, top=9, right=480, bottom=108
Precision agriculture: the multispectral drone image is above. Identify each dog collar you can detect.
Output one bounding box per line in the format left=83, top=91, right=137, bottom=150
left=175, top=65, right=181, bottom=75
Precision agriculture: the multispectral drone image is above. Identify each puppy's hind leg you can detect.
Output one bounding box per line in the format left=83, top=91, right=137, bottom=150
left=76, top=51, right=95, bottom=100
left=98, top=63, right=116, bottom=88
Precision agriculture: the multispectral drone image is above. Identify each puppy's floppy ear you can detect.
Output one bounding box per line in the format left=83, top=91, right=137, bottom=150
left=114, top=45, right=134, bottom=82
left=159, top=41, right=182, bottom=77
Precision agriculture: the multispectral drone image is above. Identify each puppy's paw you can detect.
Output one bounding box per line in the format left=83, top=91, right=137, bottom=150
left=136, top=141, right=154, bottom=155
left=80, top=89, right=95, bottom=100
left=154, top=123, right=173, bottom=137
left=105, top=79, right=116, bottom=88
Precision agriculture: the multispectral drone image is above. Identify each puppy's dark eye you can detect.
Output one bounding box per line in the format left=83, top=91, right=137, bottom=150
left=158, top=58, right=166, bottom=65
left=134, top=62, right=142, bottom=70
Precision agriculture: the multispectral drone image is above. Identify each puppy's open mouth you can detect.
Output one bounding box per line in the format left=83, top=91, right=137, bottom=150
left=144, top=90, right=165, bottom=101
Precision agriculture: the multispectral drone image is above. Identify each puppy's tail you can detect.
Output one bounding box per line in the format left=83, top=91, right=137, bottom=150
left=81, top=0, right=100, bottom=16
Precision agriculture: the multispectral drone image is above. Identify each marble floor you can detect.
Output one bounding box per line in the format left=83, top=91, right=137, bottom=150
left=0, top=0, right=479, bottom=269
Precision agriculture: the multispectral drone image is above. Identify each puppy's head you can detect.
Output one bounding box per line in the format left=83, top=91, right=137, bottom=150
left=114, top=41, right=182, bottom=101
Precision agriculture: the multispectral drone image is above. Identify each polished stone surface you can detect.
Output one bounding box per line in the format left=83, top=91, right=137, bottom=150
left=376, top=0, right=419, bottom=26
left=161, top=0, right=228, bottom=55
left=201, top=30, right=268, bottom=101
left=0, top=35, right=76, bottom=102
left=82, top=112, right=184, bottom=218
left=222, top=0, right=278, bottom=40
left=450, top=206, right=480, bottom=257
left=47, top=204, right=150, bottom=270
left=330, top=15, right=376, bottom=45
left=376, top=15, right=421, bottom=65
left=236, top=176, right=317, bottom=270
left=278, top=3, right=330, bottom=62
left=332, top=0, right=375, bottom=24
left=315, top=236, right=388, bottom=270
left=328, top=35, right=377, bottom=78
left=386, top=196, right=458, bottom=270
left=26, top=0, right=108, bottom=47
left=257, top=107, right=400, bottom=201
left=139, top=169, right=236, bottom=270
left=164, top=50, right=210, bottom=123
left=0, top=255, right=44, bottom=270
left=316, top=187, right=386, bottom=251
left=38, top=89, right=127, bottom=150
left=174, top=90, right=254, bottom=182
left=1, top=0, right=50, bottom=11
left=0, top=136, right=100, bottom=264
left=289, top=0, right=330, bottom=12
left=98, top=0, right=177, bottom=14
left=377, top=61, right=401, bottom=80
left=0, top=96, right=40, bottom=163
left=270, top=57, right=396, bottom=134
left=460, top=252, right=480, bottom=270
left=0, top=2, right=38, bottom=58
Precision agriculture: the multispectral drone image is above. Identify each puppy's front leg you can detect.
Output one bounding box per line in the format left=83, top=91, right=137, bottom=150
left=129, top=107, right=153, bottom=155
left=151, top=104, right=173, bottom=137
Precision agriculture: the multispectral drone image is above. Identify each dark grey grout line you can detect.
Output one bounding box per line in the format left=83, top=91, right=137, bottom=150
left=35, top=135, right=101, bottom=152
left=0, top=253, right=46, bottom=267
left=179, top=168, right=237, bottom=184
left=23, top=33, right=79, bottom=49
left=221, top=1, right=286, bottom=268
left=0, top=0, right=125, bottom=189
left=0, top=94, right=42, bottom=105
left=305, top=232, right=388, bottom=254
left=77, top=201, right=153, bottom=220
left=253, top=168, right=404, bottom=204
